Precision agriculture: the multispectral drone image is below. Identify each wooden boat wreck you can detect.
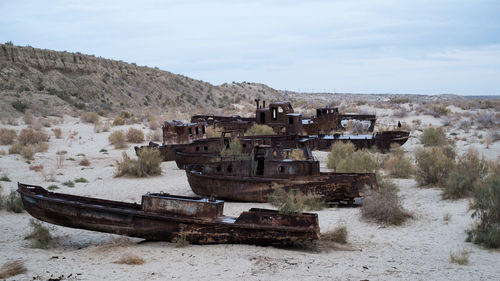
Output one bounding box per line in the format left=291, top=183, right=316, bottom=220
left=185, top=145, right=378, bottom=203
left=18, top=183, right=320, bottom=245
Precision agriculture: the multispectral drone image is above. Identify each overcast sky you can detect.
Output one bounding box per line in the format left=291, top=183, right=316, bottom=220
left=1, top=0, right=499, bottom=95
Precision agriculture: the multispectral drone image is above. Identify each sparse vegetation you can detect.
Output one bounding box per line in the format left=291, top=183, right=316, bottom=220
left=467, top=173, right=500, bottom=248
left=244, top=124, right=275, bottom=136
left=450, top=249, right=470, bottom=265
left=0, top=260, right=27, bottom=279
left=415, top=147, right=455, bottom=186
left=47, top=185, right=59, bottom=190
left=24, top=219, right=53, bottom=249
left=115, top=148, right=162, bottom=177
left=361, top=179, right=412, bottom=225
left=126, top=128, right=144, bottom=143
left=267, top=186, right=326, bottom=214
left=62, top=180, right=75, bottom=187
left=108, top=130, right=127, bottom=148
left=6, top=190, right=23, bottom=213
left=114, top=253, right=145, bottom=265
left=0, top=128, right=17, bottom=145
left=113, top=117, right=126, bottom=126
left=420, top=127, right=448, bottom=147
left=442, top=148, right=488, bottom=199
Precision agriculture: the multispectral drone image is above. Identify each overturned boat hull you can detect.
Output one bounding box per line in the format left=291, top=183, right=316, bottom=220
left=18, top=183, right=319, bottom=245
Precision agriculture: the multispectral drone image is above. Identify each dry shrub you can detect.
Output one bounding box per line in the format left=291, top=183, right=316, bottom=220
left=450, top=249, right=470, bottom=265
left=17, top=129, right=49, bottom=146
left=427, top=104, right=450, bottom=117
left=79, top=158, right=91, bottom=166
left=321, top=225, right=348, bottom=244
left=0, top=128, right=17, bottom=145
left=29, top=164, right=44, bottom=172
left=80, top=112, right=99, bottom=124
left=126, top=128, right=144, bottom=143
left=443, top=148, right=488, bottom=199
left=206, top=126, right=223, bottom=138
left=220, top=138, right=244, bottom=157
left=115, top=148, right=162, bottom=177
left=108, top=130, right=127, bottom=149
left=93, top=236, right=135, bottom=252
left=0, top=260, right=27, bottom=279
left=476, top=112, right=496, bottom=129
left=467, top=173, right=500, bottom=248
left=52, top=128, right=62, bottom=138
left=415, top=147, right=455, bottom=186
left=149, top=116, right=160, bottom=130
left=361, top=179, right=412, bottom=225
left=21, top=146, right=35, bottom=160
left=6, top=190, right=23, bottom=213
left=327, top=142, right=378, bottom=173
left=34, top=142, right=49, bottom=153
left=420, top=127, right=448, bottom=147
left=7, top=143, right=27, bottom=157
left=383, top=147, right=414, bottom=178
left=23, top=112, right=34, bottom=125
left=457, top=120, right=471, bottom=131
left=115, top=253, right=145, bottom=265
left=268, top=186, right=326, bottom=214
left=24, top=219, right=53, bottom=249
left=113, top=117, right=126, bottom=126
left=0, top=149, right=5, bottom=156
left=244, top=124, right=275, bottom=136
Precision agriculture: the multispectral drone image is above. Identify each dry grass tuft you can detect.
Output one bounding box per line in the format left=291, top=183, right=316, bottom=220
left=126, top=128, right=144, bottom=143
left=79, top=158, right=91, bottom=166
left=108, top=130, right=127, bottom=149
left=115, top=148, right=162, bottom=177
left=244, top=124, right=275, bottom=136
left=80, top=112, right=99, bottom=124
left=0, top=128, right=17, bottom=145
left=24, top=219, right=53, bottom=248
left=17, top=128, right=49, bottom=146
left=268, top=186, right=326, bottom=214
left=450, top=249, right=470, bottom=265
left=52, top=128, right=62, bottom=139
left=321, top=225, right=348, bottom=245
left=205, top=126, right=223, bottom=138
left=113, top=117, right=126, bottom=126
left=29, top=164, right=44, bottom=172
left=0, top=260, right=27, bottom=279
left=115, top=253, right=145, bottom=265
left=93, top=236, right=135, bottom=252
left=6, top=190, right=24, bottom=213
left=361, top=179, right=412, bottom=225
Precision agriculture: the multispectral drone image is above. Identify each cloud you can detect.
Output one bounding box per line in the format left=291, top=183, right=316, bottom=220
left=1, top=0, right=499, bottom=94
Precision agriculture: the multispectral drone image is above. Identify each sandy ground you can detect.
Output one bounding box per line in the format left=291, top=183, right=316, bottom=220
left=1, top=112, right=499, bottom=281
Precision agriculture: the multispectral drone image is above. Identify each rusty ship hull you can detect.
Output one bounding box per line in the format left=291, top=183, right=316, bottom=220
left=186, top=166, right=377, bottom=203
left=18, top=183, right=319, bottom=245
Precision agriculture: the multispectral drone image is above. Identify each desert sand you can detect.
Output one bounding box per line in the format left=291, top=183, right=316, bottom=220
left=1, top=106, right=499, bottom=280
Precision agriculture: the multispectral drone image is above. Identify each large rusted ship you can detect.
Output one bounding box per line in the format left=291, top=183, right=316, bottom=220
left=185, top=145, right=378, bottom=203
left=18, top=183, right=320, bottom=245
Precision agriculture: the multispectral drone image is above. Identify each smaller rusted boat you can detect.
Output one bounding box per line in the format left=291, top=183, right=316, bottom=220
left=185, top=145, right=378, bottom=203
left=18, top=183, right=319, bottom=245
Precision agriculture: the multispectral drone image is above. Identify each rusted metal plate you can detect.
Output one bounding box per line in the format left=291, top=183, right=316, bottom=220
left=18, top=183, right=320, bottom=245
